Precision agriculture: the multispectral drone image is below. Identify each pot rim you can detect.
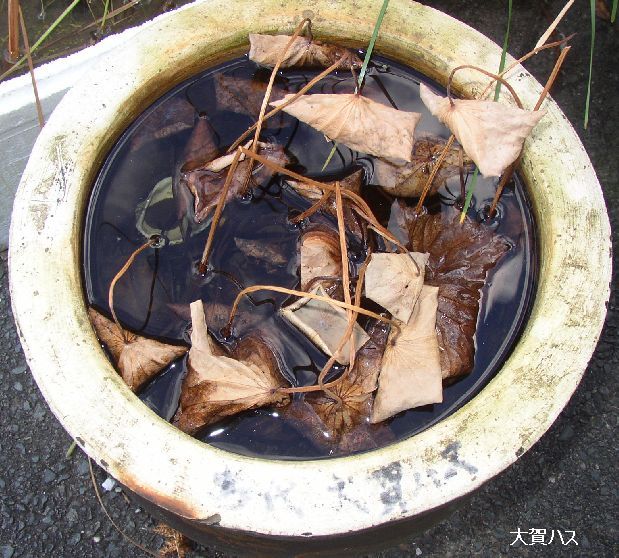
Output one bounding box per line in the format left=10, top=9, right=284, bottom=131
left=9, top=0, right=611, bottom=538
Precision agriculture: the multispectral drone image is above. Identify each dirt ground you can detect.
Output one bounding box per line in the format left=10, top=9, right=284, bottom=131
left=0, top=0, right=617, bottom=556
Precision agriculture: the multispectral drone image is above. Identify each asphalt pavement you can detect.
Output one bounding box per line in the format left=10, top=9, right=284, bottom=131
left=0, top=1, right=617, bottom=556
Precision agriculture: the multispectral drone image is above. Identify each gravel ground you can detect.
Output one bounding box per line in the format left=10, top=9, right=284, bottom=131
left=0, top=1, right=617, bottom=557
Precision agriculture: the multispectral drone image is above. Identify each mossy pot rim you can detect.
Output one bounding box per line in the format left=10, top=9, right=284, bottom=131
left=9, top=0, right=611, bottom=541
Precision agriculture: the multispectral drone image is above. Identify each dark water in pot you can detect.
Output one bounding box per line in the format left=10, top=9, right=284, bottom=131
left=83, top=54, right=537, bottom=459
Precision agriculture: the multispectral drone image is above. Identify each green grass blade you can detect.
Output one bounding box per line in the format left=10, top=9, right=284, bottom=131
left=100, top=0, right=111, bottom=33
left=65, top=440, right=78, bottom=459
left=321, top=142, right=338, bottom=171
left=612, top=0, right=617, bottom=23
left=461, top=0, right=512, bottom=221
left=355, top=0, right=390, bottom=93
left=584, top=0, right=596, bottom=128
left=1, top=0, right=80, bottom=78
left=320, top=0, right=389, bottom=168
left=494, top=0, right=513, bottom=101
left=460, top=168, right=479, bottom=223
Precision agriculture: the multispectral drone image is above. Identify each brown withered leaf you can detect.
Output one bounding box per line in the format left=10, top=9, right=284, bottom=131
left=271, top=94, right=421, bottom=161
left=386, top=199, right=410, bottom=247
left=405, top=205, right=511, bottom=379
left=248, top=34, right=358, bottom=68
left=307, top=320, right=392, bottom=451
left=300, top=229, right=341, bottom=291
left=288, top=168, right=366, bottom=241
left=130, top=97, right=195, bottom=152
left=279, top=399, right=334, bottom=453
left=281, top=285, right=369, bottom=366
left=215, top=73, right=288, bottom=118
left=174, top=301, right=289, bottom=434
left=174, top=116, right=219, bottom=222
left=88, top=308, right=187, bottom=392
left=179, top=116, right=219, bottom=171
left=373, top=136, right=473, bottom=197
left=365, top=252, right=429, bottom=323
left=235, top=237, right=288, bottom=267
left=419, top=83, right=545, bottom=177
left=371, top=286, right=443, bottom=423
left=182, top=143, right=289, bottom=222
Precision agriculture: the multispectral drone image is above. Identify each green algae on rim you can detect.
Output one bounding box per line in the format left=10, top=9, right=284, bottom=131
left=9, top=0, right=610, bottom=540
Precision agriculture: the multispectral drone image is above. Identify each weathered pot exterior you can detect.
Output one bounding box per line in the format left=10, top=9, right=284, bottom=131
left=9, top=0, right=611, bottom=555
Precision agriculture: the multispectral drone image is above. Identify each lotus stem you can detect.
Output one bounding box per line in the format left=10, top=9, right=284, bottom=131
left=240, top=18, right=312, bottom=194
left=415, top=135, right=455, bottom=214
left=108, top=237, right=159, bottom=343
left=447, top=65, right=524, bottom=109
left=228, top=55, right=349, bottom=153
left=226, top=285, right=392, bottom=336
left=199, top=148, right=242, bottom=272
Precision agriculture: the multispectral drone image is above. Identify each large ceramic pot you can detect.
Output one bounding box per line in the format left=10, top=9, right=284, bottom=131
left=9, top=0, right=611, bottom=555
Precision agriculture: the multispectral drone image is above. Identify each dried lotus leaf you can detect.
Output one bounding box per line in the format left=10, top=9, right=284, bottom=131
left=308, top=319, right=389, bottom=437
left=88, top=308, right=187, bottom=392
left=373, top=136, right=473, bottom=197
left=365, top=252, right=429, bottom=323
left=271, top=93, right=421, bottom=162
left=174, top=300, right=289, bottom=434
left=281, top=285, right=369, bottom=366
left=370, top=285, right=443, bottom=423
left=300, top=229, right=342, bottom=290
left=214, top=73, right=288, bottom=117
left=183, top=143, right=289, bottom=222
left=419, top=83, right=545, bottom=177
left=235, top=237, right=288, bottom=267
left=405, top=205, right=511, bottom=379
left=248, top=34, right=356, bottom=69
left=130, top=97, right=195, bottom=152
left=179, top=116, right=219, bottom=172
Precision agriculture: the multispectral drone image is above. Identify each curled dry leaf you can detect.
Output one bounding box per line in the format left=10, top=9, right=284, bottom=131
left=182, top=143, right=289, bottom=222
left=174, top=116, right=219, bottom=223
left=88, top=308, right=187, bottom=392
left=405, top=205, right=511, bottom=379
left=370, top=285, right=443, bottom=423
left=179, top=116, right=219, bottom=172
left=300, top=228, right=342, bottom=290
left=248, top=33, right=358, bottom=68
left=419, top=83, right=545, bottom=177
left=174, top=301, right=289, bottom=434
left=271, top=94, right=421, bottom=161
left=281, top=285, right=369, bottom=366
left=365, top=252, right=429, bottom=323
left=373, top=136, right=473, bottom=197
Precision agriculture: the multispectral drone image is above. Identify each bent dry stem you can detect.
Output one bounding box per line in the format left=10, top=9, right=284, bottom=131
left=488, top=44, right=571, bottom=218
left=198, top=145, right=406, bottom=271
left=108, top=237, right=159, bottom=342
left=242, top=18, right=312, bottom=194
